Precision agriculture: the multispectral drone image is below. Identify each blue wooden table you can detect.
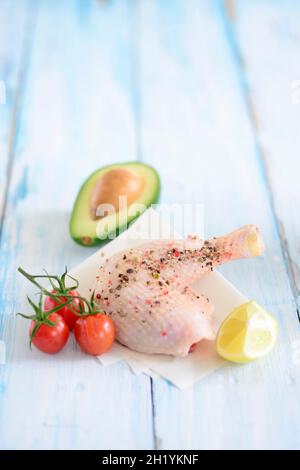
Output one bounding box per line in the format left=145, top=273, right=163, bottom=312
left=1, top=0, right=300, bottom=450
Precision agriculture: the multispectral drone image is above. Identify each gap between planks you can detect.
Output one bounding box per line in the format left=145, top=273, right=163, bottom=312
left=0, top=1, right=40, bottom=244
left=128, top=0, right=157, bottom=449
left=128, top=0, right=143, bottom=163
left=220, top=0, right=300, bottom=323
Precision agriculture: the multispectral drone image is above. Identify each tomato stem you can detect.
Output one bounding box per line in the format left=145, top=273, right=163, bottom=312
left=18, top=267, right=103, bottom=325
left=17, top=294, right=74, bottom=345
left=62, top=291, right=103, bottom=316
left=18, top=266, right=79, bottom=297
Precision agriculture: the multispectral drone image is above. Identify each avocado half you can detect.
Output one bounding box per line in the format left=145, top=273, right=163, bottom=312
left=70, top=162, right=160, bottom=246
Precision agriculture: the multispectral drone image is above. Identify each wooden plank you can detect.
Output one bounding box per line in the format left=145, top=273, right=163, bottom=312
left=231, top=0, right=300, bottom=310
left=0, top=0, right=153, bottom=450
left=136, top=0, right=300, bottom=449
left=0, top=0, right=33, bottom=227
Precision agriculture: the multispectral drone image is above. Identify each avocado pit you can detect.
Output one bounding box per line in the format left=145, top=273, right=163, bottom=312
left=90, top=168, right=144, bottom=220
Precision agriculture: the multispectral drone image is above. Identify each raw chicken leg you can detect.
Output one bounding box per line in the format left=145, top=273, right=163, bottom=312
left=94, top=225, right=263, bottom=356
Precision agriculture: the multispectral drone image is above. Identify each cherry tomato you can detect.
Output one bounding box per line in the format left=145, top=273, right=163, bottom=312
left=44, top=290, right=83, bottom=330
left=29, top=313, right=70, bottom=354
left=74, top=314, right=115, bottom=356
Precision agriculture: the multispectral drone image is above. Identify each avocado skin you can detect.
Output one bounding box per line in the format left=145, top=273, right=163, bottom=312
left=69, top=162, right=160, bottom=247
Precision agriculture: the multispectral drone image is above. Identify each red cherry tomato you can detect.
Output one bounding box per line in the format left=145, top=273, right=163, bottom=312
left=74, top=314, right=115, bottom=356
left=29, top=313, right=70, bottom=354
left=44, top=290, right=83, bottom=330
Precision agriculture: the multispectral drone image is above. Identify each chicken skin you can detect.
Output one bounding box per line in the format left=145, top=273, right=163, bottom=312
left=94, top=225, right=263, bottom=356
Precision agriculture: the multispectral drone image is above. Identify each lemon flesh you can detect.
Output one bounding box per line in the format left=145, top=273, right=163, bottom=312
left=216, top=301, right=277, bottom=363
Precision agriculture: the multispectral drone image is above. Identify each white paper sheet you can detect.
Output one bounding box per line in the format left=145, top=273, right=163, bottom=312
left=69, top=209, right=247, bottom=389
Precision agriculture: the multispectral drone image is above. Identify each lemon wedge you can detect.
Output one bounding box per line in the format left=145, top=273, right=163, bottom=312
left=216, top=301, right=277, bottom=363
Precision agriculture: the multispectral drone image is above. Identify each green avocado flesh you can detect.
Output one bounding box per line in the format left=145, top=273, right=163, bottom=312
left=69, top=162, right=160, bottom=246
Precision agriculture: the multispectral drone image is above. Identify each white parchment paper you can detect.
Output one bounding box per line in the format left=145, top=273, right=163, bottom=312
left=69, top=209, right=246, bottom=389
